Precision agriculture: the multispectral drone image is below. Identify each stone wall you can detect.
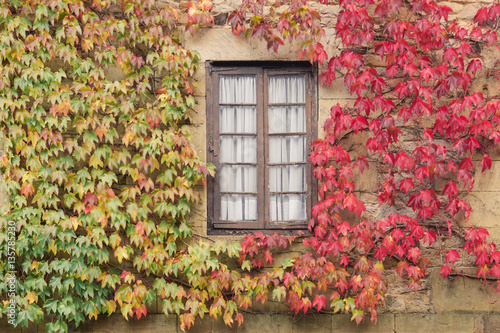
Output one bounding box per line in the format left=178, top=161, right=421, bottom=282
left=3, top=311, right=500, bottom=332
left=2, top=0, right=500, bottom=332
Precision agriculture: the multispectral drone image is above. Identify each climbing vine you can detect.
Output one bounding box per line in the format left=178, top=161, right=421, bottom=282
left=2, top=0, right=500, bottom=332
left=230, top=0, right=500, bottom=325
left=0, top=0, right=225, bottom=331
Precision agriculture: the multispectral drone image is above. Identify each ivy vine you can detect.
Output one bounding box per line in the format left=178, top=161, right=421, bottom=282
left=3, top=0, right=500, bottom=332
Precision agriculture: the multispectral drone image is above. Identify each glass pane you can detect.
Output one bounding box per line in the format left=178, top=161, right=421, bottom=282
left=269, top=165, right=306, bottom=192
left=220, top=106, right=257, bottom=133
left=268, top=105, right=306, bottom=133
left=220, top=136, right=257, bottom=163
left=220, top=165, right=257, bottom=192
left=219, top=75, right=256, bottom=104
left=270, top=194, right=306, bottom=221
left=268, top=135, right=306, bottom=163
left=268, top=75, right=306, bottom=103
left=221, top=194, right=258, bottom=221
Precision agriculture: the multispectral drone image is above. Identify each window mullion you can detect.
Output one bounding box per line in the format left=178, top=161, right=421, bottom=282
left=262, top=69, right=269, bottom=230
left=254, top=68, right=266, bottom=230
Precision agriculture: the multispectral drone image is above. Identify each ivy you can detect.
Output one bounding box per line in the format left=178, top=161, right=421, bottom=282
left=0, top=0, right=218, bottom=331
left=3, top=0, right=500, bottom=332
left=231, top=0, right=500, bottom=325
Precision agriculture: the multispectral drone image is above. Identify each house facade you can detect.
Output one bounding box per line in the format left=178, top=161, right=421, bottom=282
left=2, top=0, right=500, bottom=332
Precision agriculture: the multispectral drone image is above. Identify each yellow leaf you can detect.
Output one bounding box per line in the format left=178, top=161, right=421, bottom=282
left=89, top=306, right=99, bottom=320
left=48, top=239, right=57, bottom=255
left=32, top=261, right=39, bottom=273
left=89, top=154, right=103, bottom=168
left=107, top=300, right=117, bottom=316
left=26, top=291, right=38, bottom=304
left=72, top=217, right=79, bottom=231
left=122, top=131, right=133, bottom=147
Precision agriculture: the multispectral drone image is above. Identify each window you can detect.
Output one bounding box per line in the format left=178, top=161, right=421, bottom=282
left=206, top=61, right=317, bottom=233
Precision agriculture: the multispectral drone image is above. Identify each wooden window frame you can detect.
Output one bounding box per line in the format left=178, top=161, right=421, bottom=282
left=206, top=61, right=317, bottom=235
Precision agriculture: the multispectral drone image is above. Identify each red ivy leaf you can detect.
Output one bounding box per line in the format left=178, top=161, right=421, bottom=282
left=479, top=154, right=492, bottom=173
left=440, top=264, right=452, bottom=278
left=443, top=181, right=458, bottom=199
left=445, top=249, right=460, bottom=264
left=399, top=178, right=414, bottom=194
left=467, top=59, right=482, bottom=76
left=474, top=7, right=489, bottom=25
left=312, top=294, right=326, bottom=312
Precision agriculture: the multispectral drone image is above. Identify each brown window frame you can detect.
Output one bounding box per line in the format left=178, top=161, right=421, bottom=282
left=206, top=61, right=317, bottom=234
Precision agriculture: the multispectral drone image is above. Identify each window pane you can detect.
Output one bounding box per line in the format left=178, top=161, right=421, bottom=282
left=268, top=105, right=306, bottom=133
left=269, top=165, right=306, bottom=192
left=220, top=76, right=256, bottom=104
left=220, top=165, right=257, bottom=192
left=221, top=194, right=258, bottom=221
left=220, top=136, right=257, bottom=163
left=268, top=135, right=306, bottom=163
left=270, top=194, right=306, bottom=221
left=268, top=75, right=305, bottom=103
left=220, top=106, right=256, bottom=133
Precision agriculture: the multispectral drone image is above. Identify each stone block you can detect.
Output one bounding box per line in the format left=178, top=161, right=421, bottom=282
left=212, top=314, right=292, bottom=333
left=212, top=0, right=243, bottom=13
left=188, top=186, right=208, bottom=235
left=293, top=314, right=332, bottom=333
left=470, top=161, right=500, bottom=191
left=395, top=313, right=475, bottom=333
left=185, top=28, right=302, bottom=63
left=351, top=161, right=378, bottom=193
left=74, top=314, right=177, bottom=333
left=364, top=54, right=386, bottom=68
left=37, top=322, right=46, bottom=333
left=430, top=269, right=500, bottom=313
left=485, top=75, right=500, bottom=97
left=183, top=316, right=211, bottom=333
left=321, top=27, right=342, bottom=56
left=485, top=226, right=500, bottom=244
left=439, top=2, right=465, bottom=17
left=383, top=295, right=406, bottom=312
left=193, top=67, right=206, bottom=98
left=331, top=314, right=394, bottom=333
left=250, top=298, right=292, bottom=313
left=460, top=192, right=500, bottom=229
left=483, top=314, right=500, bottom=333
left=456, top=3, right=482, bottom=21
left=403, top=290, right=432, bottom=313
left=105, top=66, right=125, bottom=81
left=190, top=97, right=207, bottom=127
left=0, top=318, right=22, bottom=332
left=21, top=321, right=38, bottom=333
left=318, top=77, right=354, bottom=100
left=188, top=122, right=206, bottom=160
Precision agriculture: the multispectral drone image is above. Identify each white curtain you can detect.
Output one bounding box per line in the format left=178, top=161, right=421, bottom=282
left=219, top=75, right=257, bottom=221
left=268, top=75, right=305, bottom=103
left=220, top=76, right=256, bottom=104
left=268, top=75, right=307, bottom=221
left=220, top=106, right=256, bottom=133
left=268, top=105, right=306, bottom=133
left=218, top=74, right=308, bottom=222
